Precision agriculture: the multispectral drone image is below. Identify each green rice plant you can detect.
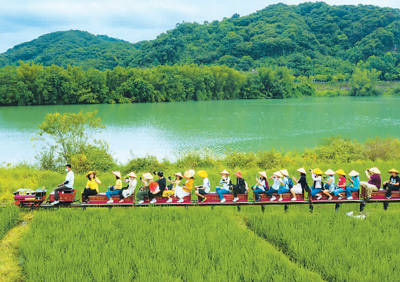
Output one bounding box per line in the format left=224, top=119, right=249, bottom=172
left=0, top=206, right=19, bottom=239
left=20, top=208, right=323, bottom=282
left=244, top=204, right=400, bottom=282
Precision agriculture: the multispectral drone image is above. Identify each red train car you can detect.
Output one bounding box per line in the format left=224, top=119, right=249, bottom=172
left=49, top=189, right=76, bottom=204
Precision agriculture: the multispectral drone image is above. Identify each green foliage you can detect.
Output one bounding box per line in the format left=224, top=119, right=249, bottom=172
left=349, top=67, right=381, bottom=96
left=123, top=156, right=165, bottom=172
left=36, top=111, right=114, bottom=172
left=19, top=208, right=322, bottom=281
left=245, top=204, right=400, bottom=281
left=0, top=63, right=316, bottom=106
left=364, top=137, right=400, bottom=161
left=0, top=206, right=19, bottom=239
left=2, top=4, right=400, bottom=80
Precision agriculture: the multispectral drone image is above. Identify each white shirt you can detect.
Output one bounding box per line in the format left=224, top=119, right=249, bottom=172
left=219, top=177, right=231, bottom=191
left=123, top=178, right=137, bottom=198
left=272, top=177, right=281, bottom=190
left=257, top=178, right=267, bottom=191
left=65, top=170, right=74, bottom=189
left=203, top=178, right=211, bottom=193
left=312, top=173, right=322, bottom=189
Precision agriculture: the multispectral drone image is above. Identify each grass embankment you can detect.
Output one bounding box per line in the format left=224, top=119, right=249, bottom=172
left=313, top=81, right=400, bottom=96
left=1, top=160, right=400, bottom=203
left=244, top=204, right=400, bottom=282
left=19, top=208, right=322, bottom=282
left=0, top=206, right=19, bottom=238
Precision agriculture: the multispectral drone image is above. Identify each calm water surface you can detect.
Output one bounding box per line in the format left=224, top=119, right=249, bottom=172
left=0, top=97, right=399, bottom=164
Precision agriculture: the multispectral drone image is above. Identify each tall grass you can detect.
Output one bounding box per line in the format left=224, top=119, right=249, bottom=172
left=0, top=206, right=19, bottom=239
left=20, top=208, right=322, bottom=282
left=244, top=204, right=400, bottom=282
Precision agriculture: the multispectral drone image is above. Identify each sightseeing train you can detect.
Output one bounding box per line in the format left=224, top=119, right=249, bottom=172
left=13, top=188, right=400, bottom=208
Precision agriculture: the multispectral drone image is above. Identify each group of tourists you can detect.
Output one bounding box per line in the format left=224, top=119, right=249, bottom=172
left=50, top=164, right=400, bottom=205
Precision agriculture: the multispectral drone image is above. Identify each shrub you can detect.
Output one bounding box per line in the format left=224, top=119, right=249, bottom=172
left=364, top=137, right=400, bottom=161
left=70, top=143, right=115, bottom=173
left=124, top=155, right=165, bottom=172
left=175, top=152, right=216, bottom=168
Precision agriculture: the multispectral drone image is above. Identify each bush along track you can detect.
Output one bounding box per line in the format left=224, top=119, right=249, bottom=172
left=0, top=211, right=35, bottom=281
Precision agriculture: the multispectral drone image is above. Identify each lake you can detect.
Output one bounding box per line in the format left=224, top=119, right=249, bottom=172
left=1, top=96, right=399, bottom=164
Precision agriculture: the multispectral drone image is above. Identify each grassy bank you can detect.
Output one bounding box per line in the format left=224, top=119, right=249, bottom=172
left=0, top=206, right=19, bottom=238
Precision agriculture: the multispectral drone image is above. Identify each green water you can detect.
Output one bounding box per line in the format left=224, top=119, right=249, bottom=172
left=0, top=96, right=399, bottom=164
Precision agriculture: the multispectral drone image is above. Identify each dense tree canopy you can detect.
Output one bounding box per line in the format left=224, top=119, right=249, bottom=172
left=1, top=3, right=399, bottom=80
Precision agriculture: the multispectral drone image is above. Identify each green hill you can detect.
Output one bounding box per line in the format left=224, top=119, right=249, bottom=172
left=1, top=2, right=400, bottom=79
left=0, top=30, right=137, bottom=70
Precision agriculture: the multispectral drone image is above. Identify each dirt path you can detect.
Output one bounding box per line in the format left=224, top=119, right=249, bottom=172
left=0, top=212, right=35, bottom=282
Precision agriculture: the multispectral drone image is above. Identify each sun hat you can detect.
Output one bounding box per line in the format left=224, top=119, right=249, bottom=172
left=174, top=172, right=183, bottom=178
left=324, top=169, right=335, bottom=175
left=273, top=171, right=282, bottom=178
left=313, top=168, right=323, bottom=175
left=220, top=169, right=230, bottom=175
left=235, top=171, right=243, bottom=178
left=198, top=170, right=208, bottom=178
left=388, top=168, right=399, bottom=174
left=259, top=171, right=267, bottom=178
left=335, top=169, right=346, bottom=176
left=184, top=169, right=195, bottom=178
left=86, top=171, right=96, bottom=177
left=127, top=172, right=136, bottom=178
left=348, top=170, right=359, bottom=177
left=112, top=171, right=121, bottom=178
left=280, top=169, right=289, bottom=177
left=297, top=168, right=306, bottom=174
left=142, top=172, right=153, bottom=180
left=370, top=167, right=381, bottom=174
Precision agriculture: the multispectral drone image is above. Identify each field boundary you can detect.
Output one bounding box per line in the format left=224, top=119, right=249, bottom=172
left=0, top=212, right=35, bottom=281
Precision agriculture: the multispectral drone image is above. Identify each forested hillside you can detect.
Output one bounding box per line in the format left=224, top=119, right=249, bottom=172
left=1, top=2, right=400, bottom=80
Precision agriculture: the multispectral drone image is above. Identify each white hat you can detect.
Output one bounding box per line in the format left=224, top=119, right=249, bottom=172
left=184, top=169, right=195, bottom=178
left=297, top=168, right=306, bottom=174
left=348, top=170, right=359, bottom=177
left=174, top=172, right=183, bottom=178
left=280, top=169, right=289, bottom=177
left=370, top=167, right=381, bottom=174
left=112, top=171, right=121, bottom=178
left=324, top=169, right=335, bottom=175
left=220, top=169, right=230, bottom=175
left=142, top=172, right=153, bottom=180
left=127, top=172, right=136, bottom=178
left=259, top=171, right=267, bottom=178
left=273, top=171, right=282, bottom=178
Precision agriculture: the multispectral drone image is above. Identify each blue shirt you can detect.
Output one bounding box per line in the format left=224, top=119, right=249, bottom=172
left=352, top=176, right=360, bottom=189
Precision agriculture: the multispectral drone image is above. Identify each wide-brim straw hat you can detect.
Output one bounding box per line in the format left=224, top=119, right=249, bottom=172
left=174, top=172, right=183, bottom=178
left=273, top=171, right=282, bottom=178
left=370, top=167, right=381, bottom=174
left=297, top=168, right=306, bottom=174
left=198, top=170, right=208, bottom=178
left=313, top=168, right=323, bottom=175
left=127, top=172, right=136, bottom=178
left=86, top=171, right=96, bottom=177
left=348, top=170, right=359, bottom=177
left=142, top=172, right=153, bottom=180
left=388, top=168, right=399, bottom=174
left=335, top=169, right=346, bottom=176
left=184, top=169, right=195, bottom=178
left=235, top=171, right=243, bottom=178
left=259, top=171, right=267, bottom=178
left=220, top=169, right=230, bottom=175
left=324, top=169, right=335, bottom=175
left=112, top=171, right=121, bottom=178
left=280, top=169, right=289, bottom=177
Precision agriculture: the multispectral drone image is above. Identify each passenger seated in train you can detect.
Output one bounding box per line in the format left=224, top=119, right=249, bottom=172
left=216, top=170, right=232, bottom=203
left=332, top=169, right=347, bottom=199
left=233, top=171, right=248, bottom=202
left=266, top=171, right=283, bottom=201
left=345, top=170, right=360, bottom=200
left=360, top=167, right=381, bottom=200
left=384, top=169, right=400, bottom=199
left=195, top=170, right=210, bottom=202
left=310, top=168, right=324, bottom=200
left=278, top=169, right=292, bottom=202
left=137, top=173, right=154, bottom=204
left=163, top=172, right=183, bottom=203
left=252, top=171, right=268, bottom=202
left=291, top=168, right=308, bottom=201
left=174, top=169, right=195, bottom=203
left=119, top=172, right=137, bottom=203
left=51, top=164, right=74, bottom=205
left=149, top=171, right=166, bottom=204
left=106, top=172, right=123, bottom=204
left=82, top=171, right=101, bottom=203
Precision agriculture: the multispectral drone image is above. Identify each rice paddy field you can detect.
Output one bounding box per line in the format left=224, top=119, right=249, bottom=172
left=0, top=203, right=396, bottom=282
